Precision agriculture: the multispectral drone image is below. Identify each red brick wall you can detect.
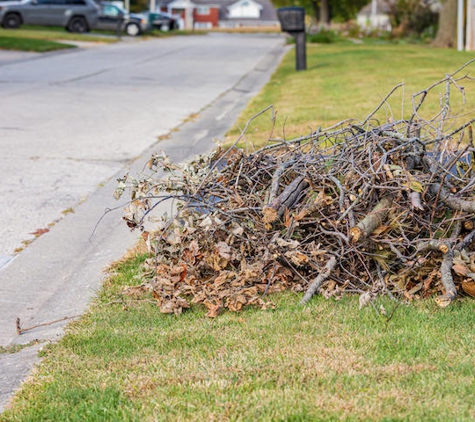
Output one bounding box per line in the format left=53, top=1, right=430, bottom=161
left=193, top=7, right=219, bottom=27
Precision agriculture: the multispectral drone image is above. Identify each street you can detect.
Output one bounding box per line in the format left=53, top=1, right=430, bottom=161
left=0, top=33, right=284, bottom=259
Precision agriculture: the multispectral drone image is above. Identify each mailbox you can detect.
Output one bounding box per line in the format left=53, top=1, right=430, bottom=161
left=277, top=7, right=307, bottom=71
left=277, top=7, right=305, bottom=33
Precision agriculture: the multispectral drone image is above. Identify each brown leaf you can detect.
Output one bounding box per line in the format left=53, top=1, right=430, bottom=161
left=205, top=302, right=221, bottom=318
left=461, top=279, right=475, bottom=297
left=371, top=225, right=389, bottom=236
left=452, top=263, right=468, bottom=277
left=122, top=285, right=148, bottom=298
left=215, top=242, right=232, bottom=260
left=213, top=271, right=236, bottom=288
left=159, top=297, right=189, bottom=315
left=285, top=250, right=309, bottom=266
left=283, top=208, right=292, bottom=228
left=262, top=207, right=278, bottom=224
left=30, top=228, right=49, bottom=237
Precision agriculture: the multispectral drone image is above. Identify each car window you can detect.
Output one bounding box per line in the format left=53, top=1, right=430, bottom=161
left=102, top=4, right=119, bottom=16
left=37, top=0, right=61, bottom=5
left=65, top=0, right=87, bottom=4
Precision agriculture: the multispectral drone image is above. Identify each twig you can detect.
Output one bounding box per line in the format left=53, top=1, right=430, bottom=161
left=300, top=255, right=337, bottom=304
left=16, top=315, right=81, bottom=335
left=362, top=83, right=404, bottom=126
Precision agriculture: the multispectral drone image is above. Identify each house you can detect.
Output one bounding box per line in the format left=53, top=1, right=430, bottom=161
left=157, top=0, right=278, bottom=29
left=356, top=0, right=392, bottom=31
left=356, top=0, right=443, bottom=33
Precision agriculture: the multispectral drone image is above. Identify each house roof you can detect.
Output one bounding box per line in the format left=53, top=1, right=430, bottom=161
left=158, top=0, right=277, bottom=21
left=227, top=0, right=263, bottom=11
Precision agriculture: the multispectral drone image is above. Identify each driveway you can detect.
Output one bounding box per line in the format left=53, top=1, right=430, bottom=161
left=0, top=33, right=287, bottom=412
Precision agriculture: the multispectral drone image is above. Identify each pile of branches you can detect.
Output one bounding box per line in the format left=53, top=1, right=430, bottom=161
left=116, top=65, right=475, bottom=316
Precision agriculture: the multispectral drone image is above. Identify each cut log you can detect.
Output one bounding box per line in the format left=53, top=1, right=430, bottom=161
left=350, top=196, right=393, bottom=243
left=262, top=176, right=309, bottom=223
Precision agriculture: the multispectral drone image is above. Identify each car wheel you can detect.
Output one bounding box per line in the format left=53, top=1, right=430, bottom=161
left=67, top=16, right=88, bottom=33
left=160, top=23, right=169, bottom=32
left=125, top=22, right=140, bottom=36
left=2, top=13, right=21, bottom=29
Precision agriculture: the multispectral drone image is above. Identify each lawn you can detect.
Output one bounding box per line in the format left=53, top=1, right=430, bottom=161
left=0, top=27, right=117, bottom=52
left=3, top=41, right=475, bottom=421
left=0, top=26, right=195, bottom=53
left=227, top=40, right=475, bottom=148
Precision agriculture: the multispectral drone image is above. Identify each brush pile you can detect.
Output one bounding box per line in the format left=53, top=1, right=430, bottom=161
left=116, top=66, right=475, bottom=316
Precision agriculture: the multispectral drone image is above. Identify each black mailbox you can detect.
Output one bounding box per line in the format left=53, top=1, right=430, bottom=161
left=277, top=7, right=307, bottom=71
left=277, top=7, right=305, bottom=33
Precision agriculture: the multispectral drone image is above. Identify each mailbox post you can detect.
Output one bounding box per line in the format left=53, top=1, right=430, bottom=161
left=277, top=7, right=306, bottom=71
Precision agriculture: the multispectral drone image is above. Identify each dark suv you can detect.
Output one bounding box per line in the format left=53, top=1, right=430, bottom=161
left=0, top=0, right=100, bottom=32
left=95, top=2, right=149, bottom=36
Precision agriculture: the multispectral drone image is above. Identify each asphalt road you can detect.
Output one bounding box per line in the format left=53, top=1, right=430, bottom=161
left=0, top=33, right=287, bottom=412
left=0, top=33, right=284, bottom=259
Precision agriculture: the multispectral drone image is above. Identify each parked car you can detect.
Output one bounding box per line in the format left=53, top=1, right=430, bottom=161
left=95, top=2, right=148, bottom=36
left=142, top=10, right=178, bottom=31
left=0, top=0, right=100, bottom=32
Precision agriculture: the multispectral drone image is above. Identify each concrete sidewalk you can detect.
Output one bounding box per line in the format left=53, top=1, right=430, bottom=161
left=0, top=39, right=289, bottom=413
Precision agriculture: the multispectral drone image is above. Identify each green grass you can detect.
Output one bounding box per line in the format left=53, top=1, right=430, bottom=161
left=227, top=41, right=475, bottom=147
left=0, top=26, right=199, bottom=52
left=0, top=36, right=75, bottom=52
left=4, top=43, right=475, bottom=421
left=2, top=250, right=475, bottom=421
left=0, top=27, right=118, bottom=52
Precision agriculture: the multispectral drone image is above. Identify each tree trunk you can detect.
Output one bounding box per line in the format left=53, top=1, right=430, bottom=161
left=432, top=0, right=457, bottom=48
left=308, top=0, right=320, bottom=25
left=320, top=0, right=330, bottom=28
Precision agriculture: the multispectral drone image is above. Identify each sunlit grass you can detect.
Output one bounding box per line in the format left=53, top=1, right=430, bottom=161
left=227, top=42, right=475, bottom=148
left=0, top=27, right=117, bottom=52
left=0, top=36, right=75, bottom=52
left=2, top=251, right=475, bottom=421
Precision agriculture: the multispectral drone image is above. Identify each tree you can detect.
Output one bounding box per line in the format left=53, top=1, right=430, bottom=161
left=432, top=0, right=457, bottom=47
left=320, top=0, right=330, bottom=26
left=271, top=0, right=367, bottom=26
left=388, top=0, right=438, bottom=38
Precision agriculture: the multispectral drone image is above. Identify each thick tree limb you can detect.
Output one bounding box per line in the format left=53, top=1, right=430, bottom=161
left=417, top=240, right=450, bottom=254
left=430, top=184, right=475, bottom=213
left=350, top=196, right=393, bottom=243
left=262, top=176, right=309, bottom=223
left=435, top=247, right=457, bottom=307
left=455, top=227, right=475, bottom=251
left=267, top=159, right=296, bottom=204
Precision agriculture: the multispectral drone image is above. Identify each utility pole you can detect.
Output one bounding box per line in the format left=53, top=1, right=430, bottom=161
left=370, top=0, right=377, bottom=29
left=458, top=0, right=465, bottom=51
